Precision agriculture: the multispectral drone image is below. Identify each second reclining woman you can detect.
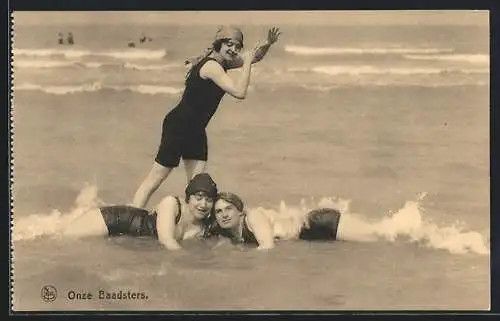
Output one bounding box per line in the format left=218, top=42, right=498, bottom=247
left=209, top=192, right=375, bottom=250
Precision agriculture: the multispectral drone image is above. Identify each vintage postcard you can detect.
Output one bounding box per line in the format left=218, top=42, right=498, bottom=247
left=10, top=10, right=490, bottom=311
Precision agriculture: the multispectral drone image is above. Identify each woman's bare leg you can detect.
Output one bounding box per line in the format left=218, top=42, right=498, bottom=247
left=336, top=213, right=378, bottom=242
left=182, top=159, right=206, bottom=183
left=132, top=162, right=174, bottom=208
left=62, top=209, right=108, bottom=238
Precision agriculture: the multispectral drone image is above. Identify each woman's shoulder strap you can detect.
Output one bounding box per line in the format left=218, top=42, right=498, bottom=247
left=241, top=215, right=258, bottom=245
left=174, top=196, right=182, bottom=224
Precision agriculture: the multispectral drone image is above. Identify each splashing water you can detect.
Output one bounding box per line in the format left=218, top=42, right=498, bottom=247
left=371, top=200, right=490, bottom=255
left=12, top=184, right=104, bottom=241
left=247, top=193, right=489, bottom=255
left=12, top=185, right=489, bottom=255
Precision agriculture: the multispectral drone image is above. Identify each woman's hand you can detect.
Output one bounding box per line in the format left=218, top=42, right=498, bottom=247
left=243, top=41, right=263, bottom=62
left=265, top=27, right=281, bottom=46
left=165, top=240, right=182, bottom=251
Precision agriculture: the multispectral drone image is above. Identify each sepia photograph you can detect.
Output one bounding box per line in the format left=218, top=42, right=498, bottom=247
left=10, top=10, right=490, bottom=311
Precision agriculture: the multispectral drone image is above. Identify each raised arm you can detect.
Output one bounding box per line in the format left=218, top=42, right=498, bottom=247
left=200, top=46, right=258, bottom=99
left=226, top=27, right=281, bottom=70
left=246, top=210, right=275, bottom=250
left=155, top=196, right=183, bottom=251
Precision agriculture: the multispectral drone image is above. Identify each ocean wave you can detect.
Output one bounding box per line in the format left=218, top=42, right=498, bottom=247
left=14, top=82, right=183, bottom=95
left=13, top=60, right=78, bottom=69
left=12, top=185, right=104, bottom=242
left=13, top=186, right=489, bottom=256
left=403, top=53, right=489, bottom=64
left=284, top=45, right=454, bottom=56
left=302, top=65, right=488, bottom=76
left=123, top=62, right=179, bottom=71
left=12, top=59, right=180, bottom=71
left=12, top=48, right=168, bottom=61
left=252, top=193, right=489, bottom=255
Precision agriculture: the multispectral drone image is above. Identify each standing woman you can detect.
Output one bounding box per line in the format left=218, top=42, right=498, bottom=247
left=132, top=26, right=281, bottom=208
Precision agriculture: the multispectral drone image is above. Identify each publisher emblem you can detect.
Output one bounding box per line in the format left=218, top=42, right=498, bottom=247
left=41, top=285, right=57, bottom=302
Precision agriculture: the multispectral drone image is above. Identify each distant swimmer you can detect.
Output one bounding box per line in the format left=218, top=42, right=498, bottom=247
left=57, top=33, right=64, bottom=45
left=208, top=192, right=376, bottom=250
left=67, top=32, right=74, bottom=45
left=139, top=33, right=153, bottom=44
left=62, top=173, right=218, bottom=251
left=131, top=26, right=281, bottom=208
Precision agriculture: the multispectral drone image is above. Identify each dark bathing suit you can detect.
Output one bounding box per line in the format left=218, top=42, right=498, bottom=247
left=155, top=57, right=227, bottom=168
left=237, top=208, right=342, bottom=245
left=99, top=197, right=182, bottom=238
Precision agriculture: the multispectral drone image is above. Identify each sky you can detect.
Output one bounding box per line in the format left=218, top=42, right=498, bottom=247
left=13, top=10, right=489, bottom=26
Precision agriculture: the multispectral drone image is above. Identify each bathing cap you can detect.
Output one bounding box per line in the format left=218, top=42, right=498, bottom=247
left=214, top=26, right=244, bottom=46
left=217, top=192, right=244, bottom=212
left=185, top=173, right=218, bottom=199
left=184, top=25, right=244, bottom=67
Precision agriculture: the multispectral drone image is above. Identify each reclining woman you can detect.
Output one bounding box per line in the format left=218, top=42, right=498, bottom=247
left=210, top=192, right=376, bottom=250
left=62, top=173, right=218, bottom=251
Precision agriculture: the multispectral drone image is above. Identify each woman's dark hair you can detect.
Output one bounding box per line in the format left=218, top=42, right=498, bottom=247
left=184, top=38, right=239, bottom=84
left=212, top=39, right=225, bottom=53
left=200, top=209, right=221, bottom=239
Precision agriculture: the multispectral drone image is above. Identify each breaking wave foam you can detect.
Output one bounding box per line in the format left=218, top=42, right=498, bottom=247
left=249, top=193, right=489, bottom=255
left=13, top=48, right=168, bottom=61
left=303, top=65, right=488, bottom=76
left=12, top=186, right=489, bottom=256
left=13, top=59, right=180, bottom=71
left=12, top=185, right=104, bottom=242
left=284, top=45, right=454, bottom=56
left=404, top=53, right=489, bottom=64
left=14, top=82, right=183, bottom=95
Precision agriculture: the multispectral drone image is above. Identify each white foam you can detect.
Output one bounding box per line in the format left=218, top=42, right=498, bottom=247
left=404, top=53, right=489, bottom=65
left=97, top=49, right=167, bottom=60
left=14, top=82, right=104, bottom=94
left=248, top=195, right=489, bottom=255
left=123, top=62, right=178, bottom=71
left=12, top=48, right=167, bottom=61
left=371, top=200, right=490, bottom=255
left=113, top=84, right=182, bottom=95
left=13, top=59, right=179, bottom=71
left=12, top=185, right=489, bottom=255
left=13, top=60, right=77, bottom=69
left=12, top=184, right=103, bottom=241
left=13, top=48, right=93, bottom=59
left=284, top=45, right=454, bottom=56
left=14, top=82, right=182, bottom=96
left=309, top=65, right=488, bottom=76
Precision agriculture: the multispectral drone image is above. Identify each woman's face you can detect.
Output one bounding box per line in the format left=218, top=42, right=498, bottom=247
left=214, top=199, right=242, bottom=229
left=187, top=191, right=214, bottom=220
left=220, top=39, right=242, bottom=61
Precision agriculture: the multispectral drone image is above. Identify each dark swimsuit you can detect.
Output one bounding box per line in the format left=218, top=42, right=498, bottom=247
left=155, top=57, right=227, bottom=168
left=236, top=208, right=342, bottom=245
left=99, top=197, right=182, bottom=238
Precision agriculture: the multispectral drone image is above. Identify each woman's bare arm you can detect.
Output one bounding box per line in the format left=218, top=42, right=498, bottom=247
left=226, top=27, right=281, bottom=70
left=200, top=58, right=253, bottom=99
left=246, top=210, right=275, bottom=250
left=155, top=196, right=183, bottom=251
